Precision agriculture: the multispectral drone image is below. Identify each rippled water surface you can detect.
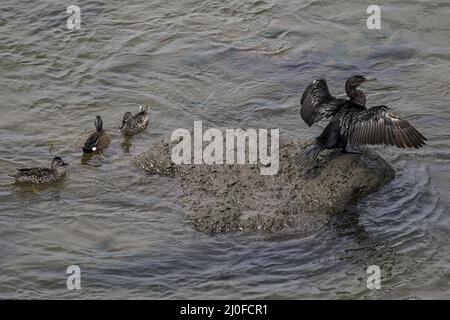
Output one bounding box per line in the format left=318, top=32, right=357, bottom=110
left=0, top=0, right=449, bottom=299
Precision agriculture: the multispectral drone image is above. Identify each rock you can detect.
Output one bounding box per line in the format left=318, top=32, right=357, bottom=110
left=134, top=134, right=395, bottom=233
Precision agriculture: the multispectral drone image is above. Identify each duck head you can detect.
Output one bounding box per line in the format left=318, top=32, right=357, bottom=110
left=119, top=112, right=133, bottom=129
left=139, top=105, right=150, bottom=113
left=50, top=156, right=69, bottom=173
left=95, top=116, right=104, bottom=132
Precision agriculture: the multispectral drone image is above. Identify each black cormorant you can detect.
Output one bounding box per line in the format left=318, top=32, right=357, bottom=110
left=298, top=75, right=426, bottom=167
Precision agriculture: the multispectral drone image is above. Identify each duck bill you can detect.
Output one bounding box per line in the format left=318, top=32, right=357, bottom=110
left=364, top=77, right=377, bottom=82
left=62, top=162, right=69, bottom=167
left=119, top=122, right=125, bottom=129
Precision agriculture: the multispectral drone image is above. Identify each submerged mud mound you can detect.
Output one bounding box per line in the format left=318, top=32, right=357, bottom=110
left=134, top=134, right=395, bottom=233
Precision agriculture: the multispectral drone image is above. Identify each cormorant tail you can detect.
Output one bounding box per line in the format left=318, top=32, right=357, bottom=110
left=296, top=141, right=324, bottom=168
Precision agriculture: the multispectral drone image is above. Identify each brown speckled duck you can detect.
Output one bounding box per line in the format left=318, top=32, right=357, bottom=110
left=82, top=116, right=111, bottom=153
left=119, top=106, right=150, bottom=136
left=9, top=156, right=69, bottom=184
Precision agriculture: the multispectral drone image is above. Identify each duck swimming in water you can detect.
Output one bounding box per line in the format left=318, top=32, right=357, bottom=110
left=298, top=75, right=426, bottom=167
left=82, top=115, right=111, bottom=153
left=119, top=105, right=150, bottom=136
left=9, top=156, right=68, bottom=184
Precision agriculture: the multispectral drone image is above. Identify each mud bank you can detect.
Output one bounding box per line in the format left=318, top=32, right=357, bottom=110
left=134, top=134, right=395, bottom=233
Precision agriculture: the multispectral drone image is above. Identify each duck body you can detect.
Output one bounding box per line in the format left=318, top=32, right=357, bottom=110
left=82, top=116, right=111, bottom=153
left=9, top=157, right=68, bottom=184
left=120, top=106, right=150, bottom=136
left=298, top=75, right=427, bottom=167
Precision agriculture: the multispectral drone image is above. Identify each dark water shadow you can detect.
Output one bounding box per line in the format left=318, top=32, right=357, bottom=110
left=120, top=135, right=133, bottom=154
left=80, top=151, right=106, bottom=167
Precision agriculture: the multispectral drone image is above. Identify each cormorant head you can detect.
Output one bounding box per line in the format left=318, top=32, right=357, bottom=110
left=94, top=116, right=103, bottom=132
left=119, top=112, right=132, bottom=129
left=346, top=75, right=377, bottom=88
left=345, top=75, right=376, bottom=106
left=50, top=156, right=69, bottom=170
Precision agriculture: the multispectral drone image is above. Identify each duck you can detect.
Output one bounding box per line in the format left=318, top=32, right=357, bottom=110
left=119, top=105, right=150, bottom=136
left=82, top=115, right=111, bottom=153
left=9, top=156, right=69, bottom=184
left=298, top=75, right=426, bottom=167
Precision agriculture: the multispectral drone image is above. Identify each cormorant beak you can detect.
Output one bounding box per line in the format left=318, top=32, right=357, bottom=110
left=364, top=77, right=377, bottom=83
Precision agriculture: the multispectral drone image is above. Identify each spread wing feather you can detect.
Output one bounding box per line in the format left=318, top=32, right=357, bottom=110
left=341, top=106, right=427, bottom=148
left=300, top=79, right=342, bottom=127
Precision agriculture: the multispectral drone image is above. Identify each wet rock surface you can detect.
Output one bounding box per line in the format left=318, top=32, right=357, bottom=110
left=134, top=134, right=395, bottom=233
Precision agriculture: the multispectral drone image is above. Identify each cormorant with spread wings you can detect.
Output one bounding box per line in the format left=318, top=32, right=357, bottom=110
left=298, top=75, right=426, bottom=167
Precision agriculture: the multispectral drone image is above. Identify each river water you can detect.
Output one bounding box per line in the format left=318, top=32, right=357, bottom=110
left=0, top=0, right=449, bottom=299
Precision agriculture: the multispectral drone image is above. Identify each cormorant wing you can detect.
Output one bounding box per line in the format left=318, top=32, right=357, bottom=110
left=300, top=79, right=341, bottom=127
left=341, top=105, right=427, bottom=148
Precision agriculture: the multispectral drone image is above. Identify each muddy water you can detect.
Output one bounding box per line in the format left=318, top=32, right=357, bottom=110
left=0, top=0, right=449, bottom=299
